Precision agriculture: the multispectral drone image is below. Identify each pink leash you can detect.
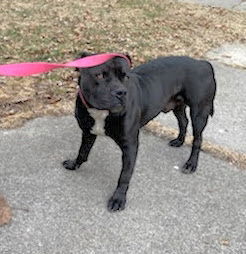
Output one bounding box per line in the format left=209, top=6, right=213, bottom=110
left=0, top=53, right=130, bottom=76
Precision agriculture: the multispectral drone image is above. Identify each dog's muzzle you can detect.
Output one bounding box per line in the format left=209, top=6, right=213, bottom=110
left=111, top=89, right=127, bottom=100
left=110, top=89, right=127, bottom=113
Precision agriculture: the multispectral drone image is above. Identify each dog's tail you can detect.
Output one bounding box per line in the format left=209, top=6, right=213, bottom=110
left=207, top=61, right=216, bottom=117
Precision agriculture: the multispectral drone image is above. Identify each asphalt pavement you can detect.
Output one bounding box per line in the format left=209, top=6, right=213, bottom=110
left=0, top=1, right=245, bottom=252
left=177, top=0, right=246, bottom=10
left=0, top=116, right=246, bottom=254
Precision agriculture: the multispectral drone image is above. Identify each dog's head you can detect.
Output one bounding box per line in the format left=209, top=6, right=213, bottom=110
left=76, top=52, right=131, bottom=113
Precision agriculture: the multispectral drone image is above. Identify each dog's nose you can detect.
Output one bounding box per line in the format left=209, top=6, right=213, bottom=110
left=111, top=89, right=127, bottom=99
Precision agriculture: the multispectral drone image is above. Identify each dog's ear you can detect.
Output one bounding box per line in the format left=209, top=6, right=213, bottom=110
left=75, top=51, right=93, bottom=72
left=124, top=53, right=132, bottom=67
left=78, top=51, right=93, bottom=59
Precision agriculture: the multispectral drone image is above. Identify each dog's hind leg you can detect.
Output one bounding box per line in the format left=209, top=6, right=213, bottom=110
left=63, top=133, right=97, bottom=170
left=182, top=104, right=210, bottom=174
left=169, top=104, right=188, bottom=147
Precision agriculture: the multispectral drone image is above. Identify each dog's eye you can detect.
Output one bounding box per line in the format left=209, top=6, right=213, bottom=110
left=121, top=73, right=129, bottom=81
left=95, top=73, right=104, bottom=80
left=124, top=74, right=129, bottom=81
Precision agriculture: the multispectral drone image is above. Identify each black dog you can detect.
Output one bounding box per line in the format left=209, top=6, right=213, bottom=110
left=63, top=52, right=216, bottom=212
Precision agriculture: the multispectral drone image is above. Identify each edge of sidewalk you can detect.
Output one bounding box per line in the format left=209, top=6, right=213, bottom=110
left=144, top=120, right=246, bottom=170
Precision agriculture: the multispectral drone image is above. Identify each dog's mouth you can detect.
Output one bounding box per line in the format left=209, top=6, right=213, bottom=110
left=80, top=90, right=126, bottom=113
left=109, top=104, right=124, bottom=113
left=96, top=102, right=125, bottom=113
left=109, top=96, right=126, bottom=113
left=87, top=100, right=124, bottom=113
left=95, top=102, right=124, bottom=113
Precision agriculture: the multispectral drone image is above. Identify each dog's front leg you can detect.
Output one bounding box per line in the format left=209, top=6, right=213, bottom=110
left=63, top=133, right=97, bottom=170
left=108, top=132, right=139, bottom=212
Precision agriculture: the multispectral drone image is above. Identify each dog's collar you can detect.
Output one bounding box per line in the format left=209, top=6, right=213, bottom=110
left=78, top=89, right=90, bottom=109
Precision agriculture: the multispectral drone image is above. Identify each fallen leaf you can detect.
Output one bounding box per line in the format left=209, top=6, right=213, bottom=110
left=0, top=195, right=12, bottom=226
left=220, top=239, right=230, bottom=246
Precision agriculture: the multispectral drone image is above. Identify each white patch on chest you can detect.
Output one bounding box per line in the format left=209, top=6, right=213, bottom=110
left=87, top=108, right=109, bottom=136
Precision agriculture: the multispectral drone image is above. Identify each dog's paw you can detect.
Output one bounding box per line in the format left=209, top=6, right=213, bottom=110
left=62, top=160, right=79, bottom=170
left=107, top=192, right=126, bottom=212
left=182, top=160, right=197, bottom=174
left=169, top=138, right=184, bottom=147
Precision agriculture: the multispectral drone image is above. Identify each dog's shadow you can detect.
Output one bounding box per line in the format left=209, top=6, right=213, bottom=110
left=63, top=130, right=190, bottom=194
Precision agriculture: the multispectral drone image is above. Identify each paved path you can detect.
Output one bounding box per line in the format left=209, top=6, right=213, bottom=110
left=177, top=0, right=246, bottom=10
left=0, top=2, right=245, bottom=252
left=0, top=116, right=246, bottom=254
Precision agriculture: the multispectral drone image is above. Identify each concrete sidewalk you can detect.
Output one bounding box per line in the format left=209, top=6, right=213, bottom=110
left=177, top=0, right=246, bottom=10
left=0, top=116, right=246, bottom=254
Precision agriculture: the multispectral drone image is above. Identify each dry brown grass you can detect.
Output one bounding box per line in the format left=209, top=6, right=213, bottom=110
left=0, top=0, right=246, bottom=128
